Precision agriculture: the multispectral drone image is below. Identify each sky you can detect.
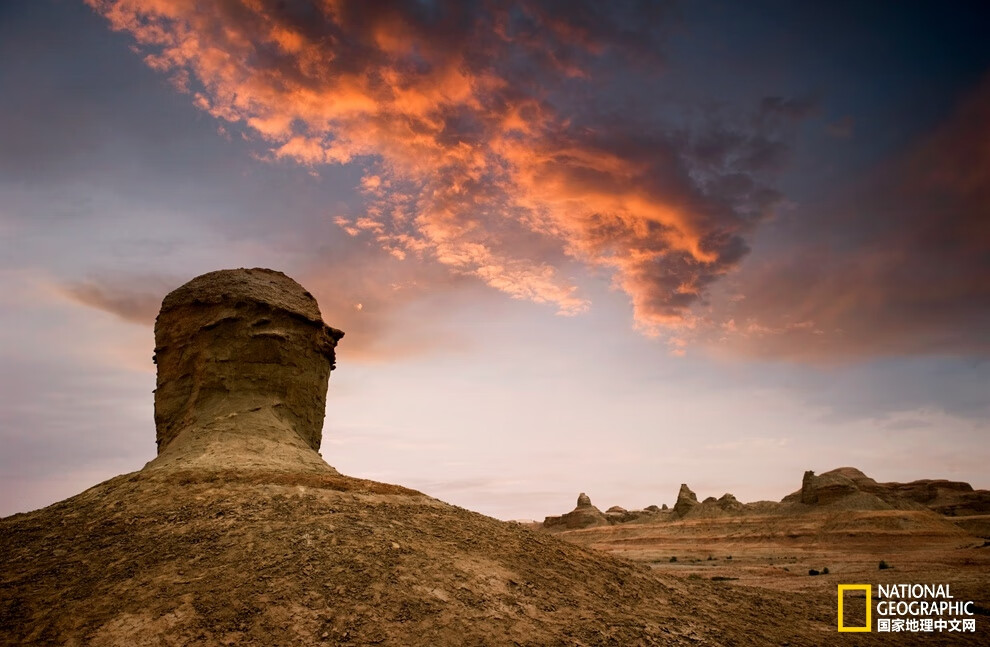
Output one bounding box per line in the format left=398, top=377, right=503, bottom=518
left=1, top=0, right=988, bottom=520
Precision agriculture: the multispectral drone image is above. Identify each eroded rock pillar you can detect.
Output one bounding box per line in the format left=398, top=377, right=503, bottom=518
left=150, top=268, right=343, bottom=468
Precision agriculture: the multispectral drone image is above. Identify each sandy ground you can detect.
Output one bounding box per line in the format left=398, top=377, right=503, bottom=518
left=549, top=510, right=990, bottom=642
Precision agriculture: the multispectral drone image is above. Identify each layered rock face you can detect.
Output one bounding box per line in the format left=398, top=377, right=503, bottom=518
left=149, top=268, right=344, bottom=471
left=887, top=480, right=990, bottom=516
left=789, top=467, right=990, bottom=515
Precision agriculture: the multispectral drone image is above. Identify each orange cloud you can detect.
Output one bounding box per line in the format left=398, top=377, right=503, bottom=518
left=87, top=0, right=785, bottom=334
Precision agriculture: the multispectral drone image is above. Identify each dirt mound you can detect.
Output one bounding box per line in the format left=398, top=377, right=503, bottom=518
left=3, top=469, right=746, bottom=646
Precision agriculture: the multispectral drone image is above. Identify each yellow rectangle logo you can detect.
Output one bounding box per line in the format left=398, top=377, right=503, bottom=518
left=838, top=584, right=872, bottom=632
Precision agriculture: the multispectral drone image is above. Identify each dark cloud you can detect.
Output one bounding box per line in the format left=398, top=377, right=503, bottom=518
left=757, top=96, right=818, bottom=125
left=62, top=276, right=173, bottom=325
left=712, top=78, right=990, bottom=359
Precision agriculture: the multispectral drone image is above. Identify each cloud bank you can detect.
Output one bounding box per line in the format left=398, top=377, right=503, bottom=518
left=87, top=0, right=789, bottom=335
left=86, top=1, right=988, bottom=360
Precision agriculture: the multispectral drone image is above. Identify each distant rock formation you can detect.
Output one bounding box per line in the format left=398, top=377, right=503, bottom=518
left=544, top=493, right=609, bottom=530
left=882, top=479, right=990, bottom=516
left=785, top=467, right=990, bottom=516
left=674, top=490, right=747, bottom=520
left=717, top=493, right=743, bottom=512
left=540, top=467, right=988, bottom=540
left=795, top=469, right=868, bottom=506
left=673, top=484, right=699, bottom=517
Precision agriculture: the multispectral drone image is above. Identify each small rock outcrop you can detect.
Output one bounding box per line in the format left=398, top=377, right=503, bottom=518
left=150, top=268, right=344, bottom=472
left=717, top=493, right=743, bottom=512
left=673, top=484, right=699, bottom=517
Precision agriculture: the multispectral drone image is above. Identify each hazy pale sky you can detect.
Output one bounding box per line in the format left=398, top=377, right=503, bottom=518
left=1, top=0, right=988, bottom=520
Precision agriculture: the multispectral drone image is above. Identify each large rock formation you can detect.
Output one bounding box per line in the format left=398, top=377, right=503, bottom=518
left=673, top=483, right=699, bottom=517
left=796, top=468, right=877, bottom=506
left=150, top=268, right=344, bottom=472
left=785, top=468, right=892, bottom=511
left=784, top=467, right=990, bottom=516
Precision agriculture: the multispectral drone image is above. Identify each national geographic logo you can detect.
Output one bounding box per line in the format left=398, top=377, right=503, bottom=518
left=837, top=584, right=978, bottom=633
left=837, top=584, right=871, bottom=632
